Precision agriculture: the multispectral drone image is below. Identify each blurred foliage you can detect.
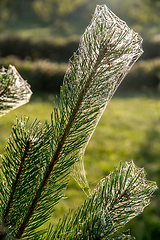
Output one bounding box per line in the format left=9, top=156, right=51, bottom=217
left=0, top=34, right=160, bottom=94
left=0, top=56, right=67, bottom=93
left=32, top=0, right=89, bottom=22
left=0, top=35, right=79, bottom=61
left=0, top=0, right=89, bottom=31
left=31, top=0, right=160, bottom=27
left=0, top=0, right=11, bottom=29
left=0, top=55, right=160, bottom=94
left=0, top=34, right=160, bottom=61
left=119, top=58, right=160, bottom=91
left=0, top=0, right=160, bottom=36
left=100, top=0, right=160, bottom=26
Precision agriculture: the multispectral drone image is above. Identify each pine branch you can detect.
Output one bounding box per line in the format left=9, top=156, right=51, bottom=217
left=49, top=161, right=157, bottom=239
left=14, top=5, right=145, bottom=237
left=0, top=65, right=32, bottom=117
left=0, top=4, right=149, bottom=240
left=0, top=117, right=80, bottom=238
left=65, top=5, right=144, bottom=189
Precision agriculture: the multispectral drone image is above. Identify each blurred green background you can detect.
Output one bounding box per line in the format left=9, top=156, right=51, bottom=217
left=0, top=0, right=160, bottom=239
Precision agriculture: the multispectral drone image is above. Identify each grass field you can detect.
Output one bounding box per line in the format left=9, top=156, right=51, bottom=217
left=0, top=92, right=160, bottom=239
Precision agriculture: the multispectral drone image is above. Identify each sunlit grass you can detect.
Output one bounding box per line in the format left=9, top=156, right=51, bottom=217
left=50, top=93, right=160, bottom=237
left=51, top=92, right=160, bottom=239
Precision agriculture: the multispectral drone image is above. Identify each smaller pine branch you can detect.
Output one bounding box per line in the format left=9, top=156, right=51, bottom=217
left=50, top=161, right=157, bottom=240
left=0, top=65, right=32, bottom=117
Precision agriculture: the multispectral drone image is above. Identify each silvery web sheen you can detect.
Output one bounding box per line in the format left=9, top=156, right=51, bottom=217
left=0, top=65, right=32, bottom=117
left=63, top=5, right=144, bottom=193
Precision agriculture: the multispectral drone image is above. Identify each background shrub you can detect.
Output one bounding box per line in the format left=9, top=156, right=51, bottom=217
left=119, top=58, right=160, bottom=91
left=0, top=35, right=160, bottom=61
left=0, top=35, right=79, bottom=62
left=0, top=35, right=160, bottom=93
left=0, top=56, right=160, bottom=93
left=0, top=56, right=67, bottom=93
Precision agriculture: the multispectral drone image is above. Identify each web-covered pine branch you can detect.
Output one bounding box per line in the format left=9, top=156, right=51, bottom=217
left=0, top=4, right=157, bottom=240
left=0, top=65, right=32, bottom=117
left=47, top=162, right=157, bottom=239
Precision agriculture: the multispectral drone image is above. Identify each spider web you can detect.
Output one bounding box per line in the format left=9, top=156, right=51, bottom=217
left=70, top=5, right=143, bottom=195
left=0, top=65, right=32, bottom=117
